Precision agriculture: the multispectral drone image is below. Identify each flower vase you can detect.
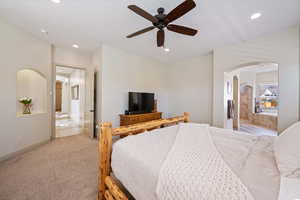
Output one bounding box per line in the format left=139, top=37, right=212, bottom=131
left=23, top=104, right=31, bottom=114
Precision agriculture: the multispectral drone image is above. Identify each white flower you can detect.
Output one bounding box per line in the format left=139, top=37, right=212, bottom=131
left=19, top=97, right=32, bottom=104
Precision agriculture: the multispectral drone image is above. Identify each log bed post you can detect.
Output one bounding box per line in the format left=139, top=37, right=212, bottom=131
left=99, top=122, right=113, bottom=200
left=184, top=112, right=190, bottom=122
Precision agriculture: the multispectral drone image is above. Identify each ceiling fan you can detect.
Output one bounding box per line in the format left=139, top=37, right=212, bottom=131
left=127, top=0, right=198, bottom=47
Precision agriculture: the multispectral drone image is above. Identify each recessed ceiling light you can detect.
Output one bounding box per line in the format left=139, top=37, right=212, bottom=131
left=72, top=44, right=79, bottom=48
left=41, top=29, right=48, bottom=34
left=164, top=48, right=170, bottom=52
left=250, top=13, right=261, bottom=20
left=50, top=0, right=61, bottom=4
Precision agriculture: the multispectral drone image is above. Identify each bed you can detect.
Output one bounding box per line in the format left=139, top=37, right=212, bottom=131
left=98, top=112, right=296, bottom=200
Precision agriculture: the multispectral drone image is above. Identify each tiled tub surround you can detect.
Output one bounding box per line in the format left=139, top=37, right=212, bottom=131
left=240, top=85, right=277, bottom=131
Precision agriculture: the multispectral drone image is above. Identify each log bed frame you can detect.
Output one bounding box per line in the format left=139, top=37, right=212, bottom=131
left=98, top=112, right=190, bottom=200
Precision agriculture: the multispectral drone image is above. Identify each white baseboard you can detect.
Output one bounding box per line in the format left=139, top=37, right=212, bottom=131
left=0, top=139, right=50, bottom=163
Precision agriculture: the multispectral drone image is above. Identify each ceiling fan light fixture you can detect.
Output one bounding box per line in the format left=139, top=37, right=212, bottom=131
left=126, top=0, right=197, bottom=48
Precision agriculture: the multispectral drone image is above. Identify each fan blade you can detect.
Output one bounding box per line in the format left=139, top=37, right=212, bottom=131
left=127, top=26, right=155, bottom=38
left=165, top=0, right=196, bottom=24
left=167, top=24, right=197, bottom=36
left=157, top=30, right=165, bottom=47
left=128, top=5, right=158, bottom=23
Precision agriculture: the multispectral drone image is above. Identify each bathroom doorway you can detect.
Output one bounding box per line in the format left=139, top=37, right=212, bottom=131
left=224, top=63, right=278, bottom=136
left=55, top=66, right=86, bottom=138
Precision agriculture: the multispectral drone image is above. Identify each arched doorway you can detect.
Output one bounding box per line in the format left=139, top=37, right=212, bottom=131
left=224, top=63, right=278, bottom=136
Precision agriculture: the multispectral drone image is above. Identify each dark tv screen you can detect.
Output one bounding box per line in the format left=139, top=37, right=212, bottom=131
left=129, top=92, right=154, bottom=114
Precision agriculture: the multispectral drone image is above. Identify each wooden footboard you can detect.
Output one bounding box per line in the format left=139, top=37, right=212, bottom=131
left=98, top=112, right=190, bottom=200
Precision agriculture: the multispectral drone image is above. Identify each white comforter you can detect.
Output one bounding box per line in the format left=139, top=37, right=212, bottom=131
left=111, top=124, right=280, bottom=200
left=156, top=123, right=254, bottom=200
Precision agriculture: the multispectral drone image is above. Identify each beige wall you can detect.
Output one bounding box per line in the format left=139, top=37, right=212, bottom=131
left=213, top=26, right=299, bottom=132
left=0, top=18, right=52, bottom=159
left=256, top=71, right=278, bottom=84
left=167, top=54, right=213, bottom=124
left=239, top=71, right=256, bottom=86
left=54, top=47, right=92, bottom=68
left=101, top=45, right=169, bottom=127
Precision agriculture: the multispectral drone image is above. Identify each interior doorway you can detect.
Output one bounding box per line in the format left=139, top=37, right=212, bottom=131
left=224, top=63, right=278, bottom=136
left=55, top=66, right=86, bottom=138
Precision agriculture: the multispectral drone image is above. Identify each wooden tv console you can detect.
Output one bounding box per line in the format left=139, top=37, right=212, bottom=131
left=119, top=112, right=162, bottom=126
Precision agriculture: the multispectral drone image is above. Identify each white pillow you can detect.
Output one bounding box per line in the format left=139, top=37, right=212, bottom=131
left=274, top=121, right=300, bottom=178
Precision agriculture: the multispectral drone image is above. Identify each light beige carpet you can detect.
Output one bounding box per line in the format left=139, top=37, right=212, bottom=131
left=0, top=134, right=98, bottom=200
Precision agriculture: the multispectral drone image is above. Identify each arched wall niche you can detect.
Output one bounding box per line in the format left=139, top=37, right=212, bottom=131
left=16, top=68, right=47, bottom=116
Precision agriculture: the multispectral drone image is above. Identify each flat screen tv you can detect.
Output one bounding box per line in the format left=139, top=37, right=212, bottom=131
left=128, top=92, right=154, bottom=114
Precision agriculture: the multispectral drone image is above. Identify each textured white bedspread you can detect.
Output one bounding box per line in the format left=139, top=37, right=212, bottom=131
left=156, top=123, right=254, bottom=200
left=111, top=124, right=280, bottom=200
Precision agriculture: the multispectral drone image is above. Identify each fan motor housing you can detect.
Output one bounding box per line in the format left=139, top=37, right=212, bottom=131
left=154, top=7, right=167, bottom=29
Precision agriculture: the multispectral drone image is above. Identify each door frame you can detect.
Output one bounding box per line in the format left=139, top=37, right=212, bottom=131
left=232, top=75, right=239, bottom=130
left=51, top=63, right=87, bottom=139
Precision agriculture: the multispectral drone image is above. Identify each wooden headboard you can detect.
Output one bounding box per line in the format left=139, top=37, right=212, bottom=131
left=98, top=112, right=190, bottom=200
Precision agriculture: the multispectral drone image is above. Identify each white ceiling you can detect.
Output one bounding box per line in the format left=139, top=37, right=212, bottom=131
left=0, top=0, right=299, bottom=62
left=56, top=66, right=75, bottom=75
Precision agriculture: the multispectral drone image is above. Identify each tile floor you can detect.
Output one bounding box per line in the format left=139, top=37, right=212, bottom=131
left=239, top=123, right=277, bottom=136
left=56, top=113, right=83, bottom=138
